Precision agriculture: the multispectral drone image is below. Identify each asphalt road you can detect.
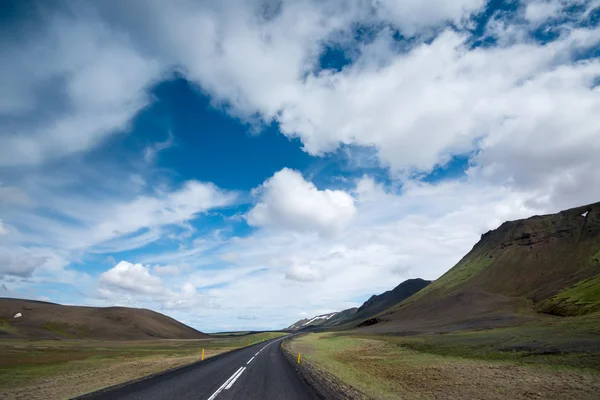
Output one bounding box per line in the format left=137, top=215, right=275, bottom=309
left=75, top=335, right=320, bottom=400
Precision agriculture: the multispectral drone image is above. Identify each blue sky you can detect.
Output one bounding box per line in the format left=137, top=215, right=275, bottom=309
left=0, top=0, right=599, bottom=332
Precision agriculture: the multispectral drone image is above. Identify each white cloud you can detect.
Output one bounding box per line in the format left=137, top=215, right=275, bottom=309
left=374, top=0, right=485, bottom=35
left=285, top=264, right=323, bottom=282
left=144, top=131, right=175, bottom=163
left=91, top=181, right=236, bottom=248
left=153, top=264, right=184, bottom=276
left=2, top=0, right=599, bottom=332
left=156, top=176, right=541, bottom=330
left=97, top=261, right=213, bottom=311
left=524, top=0, right=563, bottom=23
left=247, top=168, right=356, bottom=236
left=4, top=179, right=236, bottom=252
left=276, top=27, right=600, bottom=196
left=2, top=0, right=598, bottom=210
left=0, top=247, right=48, bottom=278
left=0, top=220, right=8, bottom=236
left=162, top=282, right=212, bottom=310
left=0, top=5, right=162, bottom=166
left=100, top=261, right=164, bottom=295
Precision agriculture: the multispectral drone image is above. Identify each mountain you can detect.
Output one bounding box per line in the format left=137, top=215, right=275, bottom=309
left=359, top=201, right=600, bottom=333
left=351, top=278, right=431, bottom=324
left=287, top=312, right=339, bottom=330
left=287, top=278, right=431, bottom=330
left=0, top=298, right=209, bottom=340
left=321, top=307, right=358, bottom=327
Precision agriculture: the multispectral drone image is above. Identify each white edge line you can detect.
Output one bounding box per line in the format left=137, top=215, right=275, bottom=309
left=207, top=366, right=244, bottom=400
left=225, top=367, right=246, bottom=390
left=247, top=356, right=255, bottom=365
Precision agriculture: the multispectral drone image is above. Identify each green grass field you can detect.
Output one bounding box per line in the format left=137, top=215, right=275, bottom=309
left=288, top=317, right=600, bottom=400
left=0, top=331, right=287, bottom=400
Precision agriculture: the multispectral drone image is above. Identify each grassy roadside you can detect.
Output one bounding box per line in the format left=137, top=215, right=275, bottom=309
left=288, top=320, right=600, bottom=400
left=0, top=331, right=287, bottom=400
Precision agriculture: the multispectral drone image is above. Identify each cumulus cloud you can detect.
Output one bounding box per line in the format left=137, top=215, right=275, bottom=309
left=2, top=0, right=598, bottom=209
left=247, top=168, right=356, bottom=235
left=184, top=176, right=543, bottom=329
left=98, top=261, right=212, bottom=311
left=0, top=247, right=48, bottom=278
left=0, top=4, right=162, bottom=166
left=161, top=282, right=211, bottom=310
left=100, top=261, right=164, bottom=295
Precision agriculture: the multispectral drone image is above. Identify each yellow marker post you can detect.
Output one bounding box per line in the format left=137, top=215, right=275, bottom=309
left=297, top=353, right=301, bottom=364
left=202, top=348, right=205, bottom=361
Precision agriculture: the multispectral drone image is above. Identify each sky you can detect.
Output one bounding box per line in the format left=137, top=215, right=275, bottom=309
left=0, top=0, right=599, bottom=332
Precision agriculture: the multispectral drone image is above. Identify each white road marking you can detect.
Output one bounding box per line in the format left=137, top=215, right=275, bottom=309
left=206, top=337, right=289, bottom=400
left=207, top=366, right=244, bottom=400
left=225, top=367, right=246, bottom=390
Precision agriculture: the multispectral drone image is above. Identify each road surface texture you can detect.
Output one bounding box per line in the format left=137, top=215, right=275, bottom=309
left=74, top=335, right=320, bottom=400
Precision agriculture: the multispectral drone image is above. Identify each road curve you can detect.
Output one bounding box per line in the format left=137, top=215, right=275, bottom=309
left=73, top=335, right=319, bottom=400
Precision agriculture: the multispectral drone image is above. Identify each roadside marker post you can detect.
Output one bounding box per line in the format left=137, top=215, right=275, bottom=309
left=202, top=348, right=205, bottom=361
left=297, top=353, right=301, bottom=364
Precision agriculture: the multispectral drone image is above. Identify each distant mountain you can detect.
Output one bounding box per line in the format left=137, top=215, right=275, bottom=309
left=350, top=278, right=431, bottom=324
left=287, top=312, right=338, bottom=330
left=0, top=298, right=209, bottom=340
left=321, top=307, right=358, bottom=327
left=359, top=201, right=600, bottom=334
left=286, top=278, right=431, bottom=331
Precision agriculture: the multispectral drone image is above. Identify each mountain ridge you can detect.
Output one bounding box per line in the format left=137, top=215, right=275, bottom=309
left=358, top=201, right=600, bottom=333
left=286, top=278, right=431, bottom=330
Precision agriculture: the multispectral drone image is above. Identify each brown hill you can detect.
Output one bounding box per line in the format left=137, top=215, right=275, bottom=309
left=359, top=201, right=600, bottom=333
left=0, top=298, right=208, bottom=340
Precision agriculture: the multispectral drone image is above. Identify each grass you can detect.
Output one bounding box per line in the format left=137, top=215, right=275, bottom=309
left=0, top=319, right=19, bottom=335
left=389, top=255, right=494, bottom=310
left=288, top=318, right=600, bottom=400
left=592, top=249, right=600, bottom=266
left=538, top=274, right=600, bottom=316
left=40, top=322, right=79, bottom=338
left=0, top=331, right=287, bottom=400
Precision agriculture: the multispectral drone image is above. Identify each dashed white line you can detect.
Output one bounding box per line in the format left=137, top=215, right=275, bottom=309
left=225, top=367, right=246, bottom=390
left=206, top=337, right=288, bottom=399
left=207, top=366, right=244, bottom=400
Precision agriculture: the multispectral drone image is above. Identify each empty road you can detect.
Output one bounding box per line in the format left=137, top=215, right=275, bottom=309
left=74, top=335, right=319, bottom=400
